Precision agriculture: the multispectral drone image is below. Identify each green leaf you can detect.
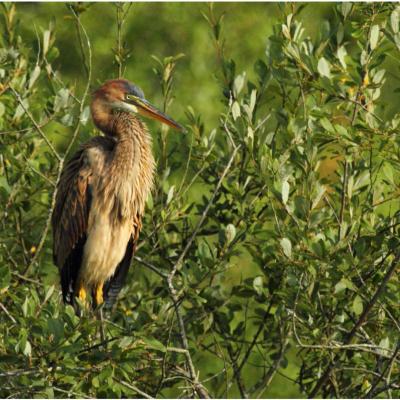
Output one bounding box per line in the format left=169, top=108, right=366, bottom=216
left=43, top=30, right=51, bottom=55
left=335, top=124, right=349, bottom=137
left=369, top=25, right=380, bottom=50
left=378, top=337, right=390, bottom=356
left=14, top=98, right=29, bottom=120
left=0, top=176, right=11, bottom=194
left=320, top=117, right=335, bottom=133
left=44, top=285, right=55, bottom=303
left=382, top=163, right=394, bottom=185
left=225, top=224, right=236, bottom=245
left=119, top=336, right=133, bottom=349
left=80, top=106, right=90, bottom=125
left=142, top=337, right=166, bottom=353
left=22, top=297, right=29, bottom=317
left=334, top=278, right=355, bottom=293
left=0, top=265, right=11, bottom=289
left=23, top=340, right=32, bottom=357
left=391, top=9, right=400, bottom=33
left=282, top=180, right=289, bottom=205
left=280, top=238, right=292, bottom=258
left=166, top=185, right=175, bottom=205
left=352, top=295, right=363, bottom=315
left=373, top=69, right=385, bottom=84
left=198, top=240, right=212, bottom=261
left=233, top=72, right=246, bottom=97
left=337, top=23, right=344, bottom=44
left=337, top=46, right=347, bottom=69
left=311, top=184, right=326, bottom=210
left=341, top=3, right=352, bottom=19
left=318, top=57, right=331, bottom=78
left=232, top=101, right=241, bottom=121
left=253, top=276, right=263, bottom=296
left=146, top=192, right=154, bottom=210
left=28, top=65, right=41, bottom=89
left=54, top=88, right=70, bottom=111
left=249, top=89, right=257, bottom=116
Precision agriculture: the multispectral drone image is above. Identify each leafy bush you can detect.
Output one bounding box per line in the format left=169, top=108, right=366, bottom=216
left=0, top=3, right=399, bottom=398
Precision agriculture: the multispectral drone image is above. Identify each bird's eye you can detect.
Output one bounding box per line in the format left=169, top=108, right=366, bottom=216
left=125, top=94, right=138, bottom=102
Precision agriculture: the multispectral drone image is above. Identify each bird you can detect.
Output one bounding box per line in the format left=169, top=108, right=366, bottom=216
left=51, top=79, right=183, bottom=310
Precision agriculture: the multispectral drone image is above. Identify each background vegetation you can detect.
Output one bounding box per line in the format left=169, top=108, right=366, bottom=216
left=0, top=2, right=399, bottom=398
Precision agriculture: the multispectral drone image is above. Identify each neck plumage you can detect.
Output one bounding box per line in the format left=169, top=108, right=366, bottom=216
left=100, top=112, right=155, bottom=221
left=110, top=112, right=142, bottom=177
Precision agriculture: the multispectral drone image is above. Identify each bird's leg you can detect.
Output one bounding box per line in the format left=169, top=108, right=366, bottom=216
left=78, top=286, right=87, bottom=302
left=94, top=282, right=104, bottom=306
left=94, top=282, right=106, bottom=345
left=73, top=281, right=89, bottom=316
left=76, top=280, right=88, bottom=306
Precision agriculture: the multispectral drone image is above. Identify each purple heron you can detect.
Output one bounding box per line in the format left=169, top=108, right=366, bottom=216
left=52, top=79, right=183, bottom=309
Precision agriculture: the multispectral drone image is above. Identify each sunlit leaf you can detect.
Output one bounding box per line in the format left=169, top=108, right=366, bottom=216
left=369, top=25, right=380, bottom=50
left=280, top=238, right=292, bottom=258
left=318, top=57, right=331, bottom=78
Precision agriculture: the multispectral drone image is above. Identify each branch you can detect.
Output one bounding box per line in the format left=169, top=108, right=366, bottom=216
left=252, top=332, right=292, bottom=398
left=366, top=343, right=400, bottom=398
left=168, top=145, right=239, bottom=282
left=308, top=252, right=400, bottom=398
left=0, top=368, right=38, bottom=378
left=338, top=160, right=348, bottom=241
left=165, top=146, right=239, bottom=398
left=9, top=86, right=61, bottom=161
left=0, top=301, right=16, bottom=323
left=114, top=378, right=153, bottom=399
left=133, top=255, right=168, bottom=279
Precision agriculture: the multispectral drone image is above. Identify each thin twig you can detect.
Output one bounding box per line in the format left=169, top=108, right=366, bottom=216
left=133, top=255, right=168, bottom=278
left=165, top=147, right=239, bottom=399
left=168, top=145, right=239, bottom=281
left=308, top=252, right=400, bottom=397
left=366, top=343, right=400, bottom=398
left=114, top=378, right=153, bottom=399
left=338, top=160, right=348, bottom=241
left=0, top=301, right=16, bottom=323
left=9, top=86, right=61, bottom=161
left=0, top=368, right=38, bottom=378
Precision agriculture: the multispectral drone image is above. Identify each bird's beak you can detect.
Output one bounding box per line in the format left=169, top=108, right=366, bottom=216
left=125, top=94, right=184, bottom=132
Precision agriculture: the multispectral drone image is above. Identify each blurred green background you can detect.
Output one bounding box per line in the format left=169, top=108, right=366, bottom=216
left=17, top=3, right=336, bottom=129
left=17, top=3, right=400, bottom=137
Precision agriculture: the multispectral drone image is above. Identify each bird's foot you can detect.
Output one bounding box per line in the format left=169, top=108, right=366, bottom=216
left=78, top=286, right=87, bottom=303
left=95, top=282, right=104, bottom=307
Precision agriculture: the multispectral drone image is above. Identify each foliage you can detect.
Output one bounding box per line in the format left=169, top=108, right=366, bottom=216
left=0, top=2, right=399, bottom=398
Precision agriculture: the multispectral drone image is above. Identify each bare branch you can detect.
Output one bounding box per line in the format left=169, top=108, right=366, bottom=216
left=133, top=255, right=168, bottom=278
left=8, top=86, right=61, bottom=161
left=165, top=147, right=239, bottom=399
left=309, top=252, right=400, bottom=397
left=168, top=145, right=239, bottom=281
left=114, top=378, right=154, bottom=399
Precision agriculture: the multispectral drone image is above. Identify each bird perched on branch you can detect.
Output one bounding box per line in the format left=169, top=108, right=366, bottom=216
left=52, top=79, right=183, bottom=309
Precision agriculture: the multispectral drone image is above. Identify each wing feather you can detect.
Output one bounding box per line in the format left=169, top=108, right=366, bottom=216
left=52, top=136, right=116, bottom=303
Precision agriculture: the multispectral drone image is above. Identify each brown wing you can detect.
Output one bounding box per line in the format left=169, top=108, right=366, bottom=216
left=52, top=136, right=115, bottom=303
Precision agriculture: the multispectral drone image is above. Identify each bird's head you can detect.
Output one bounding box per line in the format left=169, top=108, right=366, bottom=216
left=91, top=79, right=184, bottom=134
